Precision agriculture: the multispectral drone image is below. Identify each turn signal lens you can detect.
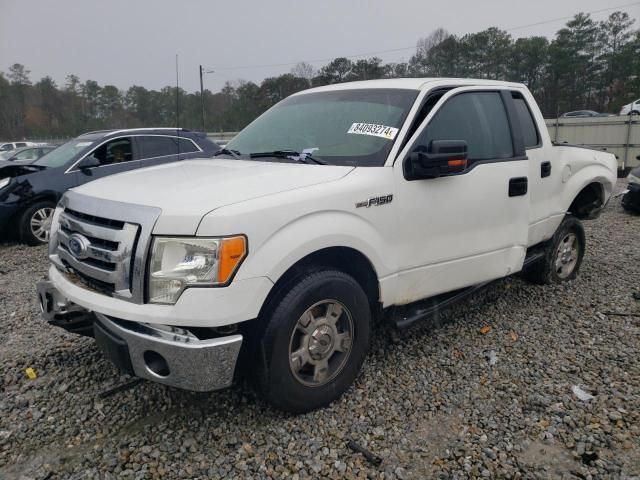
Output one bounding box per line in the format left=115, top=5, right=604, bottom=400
left=218, top=236, right=247, bottom=283
left=447, top=159, right=467, bottom=168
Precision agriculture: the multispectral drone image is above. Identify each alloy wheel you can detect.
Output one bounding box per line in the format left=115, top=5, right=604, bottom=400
left=30, top=207, right=54, bottom=242
left=288, top=300, right=354, bottom=387
left=555, top=232, right=579, bottom=279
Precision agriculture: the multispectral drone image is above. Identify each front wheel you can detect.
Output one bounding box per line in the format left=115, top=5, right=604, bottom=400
left=253, top=269, right=371, bottom=413
left=20, top=201, right=56, bottom=245
left=523, top=215, right=585, bottom=284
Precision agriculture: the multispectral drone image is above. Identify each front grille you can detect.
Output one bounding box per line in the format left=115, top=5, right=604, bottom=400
left=64, top=208, right=126, bottom=230
left=52, top=207, right=139, bottom=298
left=50, top=191, right=162, bottom=304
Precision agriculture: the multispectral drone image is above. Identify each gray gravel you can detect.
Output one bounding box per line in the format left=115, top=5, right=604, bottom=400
left=1, top=180, right=639, bottom=479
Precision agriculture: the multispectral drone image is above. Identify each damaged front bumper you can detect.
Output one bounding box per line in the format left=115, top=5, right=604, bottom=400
left=37, top=280, right=96, bottom=336
left=36, top=280, right=243, bottom=392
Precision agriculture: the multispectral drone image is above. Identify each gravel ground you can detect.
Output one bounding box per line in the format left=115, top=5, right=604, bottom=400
left=0, top=181, right=638, bottom=480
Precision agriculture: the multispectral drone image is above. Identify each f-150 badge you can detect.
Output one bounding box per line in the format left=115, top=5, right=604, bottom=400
left=356, top=194, right=393, bottom=208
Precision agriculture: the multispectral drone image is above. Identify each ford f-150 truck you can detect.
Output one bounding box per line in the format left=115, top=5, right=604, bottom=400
left=37, top=78, right=617, bottom=413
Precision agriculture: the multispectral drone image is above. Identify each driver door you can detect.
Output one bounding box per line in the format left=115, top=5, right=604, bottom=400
left=75, top=137, right=139, bottom=183
left=391, top=87, right=530, bottom=304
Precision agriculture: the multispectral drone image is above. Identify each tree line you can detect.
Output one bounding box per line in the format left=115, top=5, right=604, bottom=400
left=1, top=10, right=638, bottom=140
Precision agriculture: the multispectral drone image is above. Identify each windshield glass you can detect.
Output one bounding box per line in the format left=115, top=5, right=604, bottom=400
left=34, top=138, right=94, bottom=168
left=227, top=88, right=419, bottom=167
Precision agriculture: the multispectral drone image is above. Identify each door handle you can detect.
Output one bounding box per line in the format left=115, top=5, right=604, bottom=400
left=509, top=177, right=528, bottom=197
left=541, top=161, right=551, bottom=178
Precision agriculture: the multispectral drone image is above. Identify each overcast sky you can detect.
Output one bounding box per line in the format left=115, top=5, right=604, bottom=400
left=1, top=0, right=638, bottom=93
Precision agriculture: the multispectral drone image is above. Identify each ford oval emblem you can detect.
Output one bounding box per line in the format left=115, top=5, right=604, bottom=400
left=68, top=233, right=91, bottom=260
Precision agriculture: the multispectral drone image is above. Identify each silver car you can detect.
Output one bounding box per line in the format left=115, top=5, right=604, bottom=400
left=0, top=145, right=57, bottom=167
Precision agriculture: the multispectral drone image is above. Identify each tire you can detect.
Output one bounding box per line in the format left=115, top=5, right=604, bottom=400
left=253, top=269, right=371, bottom=413
left=523, top=215, right=585, bottom=284
left=19, top=201, right=56, bottom=246
left=622, top=192, right=640, bottom=213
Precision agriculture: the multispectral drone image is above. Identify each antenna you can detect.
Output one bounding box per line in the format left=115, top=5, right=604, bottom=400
left=176, top=54, right=181, bottom=157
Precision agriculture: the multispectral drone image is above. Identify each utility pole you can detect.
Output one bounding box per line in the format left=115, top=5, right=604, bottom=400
left=175, top=54, right=180, bottom=128
left=199, top=66, right=214, bottom=134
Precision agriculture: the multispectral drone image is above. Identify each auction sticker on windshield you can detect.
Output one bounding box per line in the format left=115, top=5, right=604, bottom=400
left=347, top=123, right=399, bottom=140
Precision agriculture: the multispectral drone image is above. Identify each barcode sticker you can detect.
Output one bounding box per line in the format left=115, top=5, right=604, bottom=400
left=347, top=123, right=399, bottom=140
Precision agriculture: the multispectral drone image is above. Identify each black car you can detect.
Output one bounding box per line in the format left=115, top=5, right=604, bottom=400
left=0, top=145, right=57, bottom=167
left=0, top=128, right=218, bottom=245
left=622, top=163, right=640, bottom=213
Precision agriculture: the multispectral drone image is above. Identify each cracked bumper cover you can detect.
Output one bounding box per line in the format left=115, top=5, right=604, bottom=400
left=36, top=280, right=243, bottom=392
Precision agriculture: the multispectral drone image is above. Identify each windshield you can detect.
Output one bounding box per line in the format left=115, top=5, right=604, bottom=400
left=34, top=138, right=94, bottom=168
left=227, top=88, right=419, bottom=167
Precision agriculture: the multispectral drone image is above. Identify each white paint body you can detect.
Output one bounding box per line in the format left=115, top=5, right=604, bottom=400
left=620, top=99, right=640, bottom=115
left=49, top=78, right=618, bottom=327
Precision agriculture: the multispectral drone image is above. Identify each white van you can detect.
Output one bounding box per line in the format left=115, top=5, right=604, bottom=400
left=620, top=99, right=640, bottom=115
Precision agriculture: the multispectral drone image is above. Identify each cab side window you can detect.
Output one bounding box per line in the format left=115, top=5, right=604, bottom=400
left=416, top=92, right=513, bottom=165
left=88, top=138, right=134, bottom=167
left=138, top=136, right=198, bottom=159
left=511, top=92, right=540, bottom=148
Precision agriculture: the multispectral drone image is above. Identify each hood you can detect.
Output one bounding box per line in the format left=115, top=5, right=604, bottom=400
left=71, top=159, right=354, bottom=234
left=0, top=163, right=46, bottom=178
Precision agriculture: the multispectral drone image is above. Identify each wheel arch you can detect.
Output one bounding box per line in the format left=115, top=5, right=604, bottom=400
left=567, top=181, right=605, bottom=219
left=258, top=246, right=381, bottom=321
left=8, top=193, right=58, bottom=226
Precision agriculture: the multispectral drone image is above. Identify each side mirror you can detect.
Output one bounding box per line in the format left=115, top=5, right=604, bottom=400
left=78, top=155, right=100, bottom=171
left=405, top=140, right=468, bottom=180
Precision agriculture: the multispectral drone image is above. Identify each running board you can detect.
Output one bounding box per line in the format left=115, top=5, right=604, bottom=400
left=389, top=282, right=493, bottom=330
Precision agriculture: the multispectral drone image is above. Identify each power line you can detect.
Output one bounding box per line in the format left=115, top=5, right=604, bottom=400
left=211, top=1, right=640, bottom=72
left=505, top=1, right=640, bottom=31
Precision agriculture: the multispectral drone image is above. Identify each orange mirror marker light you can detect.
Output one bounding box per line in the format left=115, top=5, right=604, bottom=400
left=448, top=159, right=467, bottom=168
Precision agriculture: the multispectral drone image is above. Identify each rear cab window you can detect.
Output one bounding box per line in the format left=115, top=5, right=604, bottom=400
left=511, top=92, right=540, bottom=149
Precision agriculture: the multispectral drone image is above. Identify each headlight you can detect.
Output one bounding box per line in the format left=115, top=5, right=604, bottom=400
left=628, top=173, right=640, bottom=185
left=0, top=178, right=10, bottom=190
left=148, top=236, right=247, bottom=304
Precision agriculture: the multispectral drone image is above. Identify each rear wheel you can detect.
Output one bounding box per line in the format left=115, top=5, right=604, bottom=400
left=622, top=191, right=640, bottom=213
left=253, top=269, right=371, bottom=413
left=20, top=201, right=56, bottom=245
left=523, top=215, right=585, bottom=284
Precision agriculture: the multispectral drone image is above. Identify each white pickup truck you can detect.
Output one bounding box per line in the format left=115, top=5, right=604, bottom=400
left=37, top=78, right=617, bottom=412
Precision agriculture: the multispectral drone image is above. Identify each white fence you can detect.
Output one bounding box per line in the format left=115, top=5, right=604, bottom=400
left=20, top=119, right=640, bottom=171
left=207, top=132, right=237, bottom=145
left=545, top=116, right=639, bottom=170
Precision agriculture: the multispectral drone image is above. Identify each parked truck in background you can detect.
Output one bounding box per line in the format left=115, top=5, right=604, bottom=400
left=37, top=78, right=617, bottom=413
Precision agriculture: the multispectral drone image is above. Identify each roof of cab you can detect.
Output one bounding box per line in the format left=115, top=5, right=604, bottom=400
left=295, top=78, right=527, bottom=95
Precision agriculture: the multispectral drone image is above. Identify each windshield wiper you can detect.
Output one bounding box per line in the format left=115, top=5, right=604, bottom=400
left=213, top=148, right=241, bottom=159
left=249, top=150, right=328, bottom=165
